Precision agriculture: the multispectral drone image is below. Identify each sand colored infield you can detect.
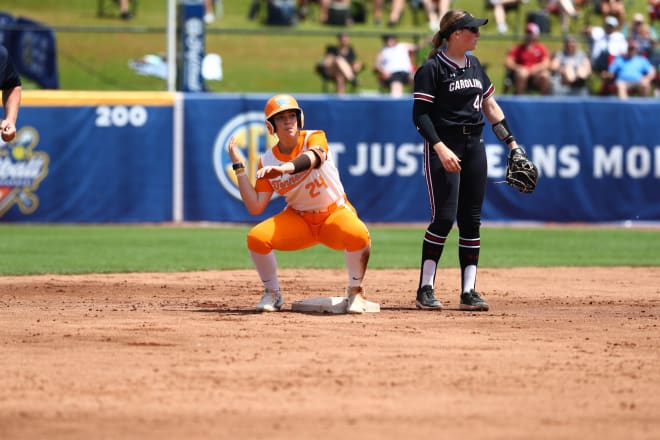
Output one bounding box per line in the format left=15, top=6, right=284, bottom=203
left=1, top=267, right=659, bottom=440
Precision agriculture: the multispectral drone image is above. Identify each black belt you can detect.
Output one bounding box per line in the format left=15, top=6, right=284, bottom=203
left=442, top=125, right=483, bottom=135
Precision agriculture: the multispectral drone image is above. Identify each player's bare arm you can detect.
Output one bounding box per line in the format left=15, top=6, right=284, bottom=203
left=227, top=136, right=272, bottom=215
left=256, top=150, right=322, bottom=179
left=1, top=85, right=21, bottom=142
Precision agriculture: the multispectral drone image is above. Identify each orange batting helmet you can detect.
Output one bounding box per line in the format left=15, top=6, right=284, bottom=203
left=264, top=94, right=304, bottom=135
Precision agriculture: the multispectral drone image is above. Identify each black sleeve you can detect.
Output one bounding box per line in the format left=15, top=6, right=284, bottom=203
left=413, top=99, right=441, bottom=147
left=0, top=45, right=22, bottom=89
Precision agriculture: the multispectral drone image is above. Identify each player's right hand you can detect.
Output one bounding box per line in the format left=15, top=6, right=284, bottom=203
left=227, top=136, right=244, bottom=164
left=434, top=142, right=461, bottom=173
left=1, top=120, right=16, bottom=142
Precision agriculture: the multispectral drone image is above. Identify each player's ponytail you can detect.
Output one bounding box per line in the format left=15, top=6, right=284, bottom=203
left=428, top=32, right=443, bottom=59
left=429, top=10, right=467, bottom=59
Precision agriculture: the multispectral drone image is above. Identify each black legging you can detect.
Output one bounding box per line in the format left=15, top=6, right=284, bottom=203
left=424, top=131, right=487, bottom=239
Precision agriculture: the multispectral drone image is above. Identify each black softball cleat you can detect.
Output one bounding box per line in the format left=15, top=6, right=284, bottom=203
left=416, top=285, right=443, bottom=310
left=459, top=289, right=489, bottom=311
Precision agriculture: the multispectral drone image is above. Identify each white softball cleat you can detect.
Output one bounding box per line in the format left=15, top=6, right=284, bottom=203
left=346, top=287, right=367, bottom=314
left=256, top=289, right=284, bottom=312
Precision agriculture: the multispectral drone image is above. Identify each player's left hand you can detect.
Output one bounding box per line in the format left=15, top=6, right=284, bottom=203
left=505, top=147, right=538, bottom=193
left=257, top=166, right=286, bottom=179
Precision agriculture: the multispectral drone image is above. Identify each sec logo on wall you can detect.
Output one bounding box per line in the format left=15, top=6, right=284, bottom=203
left=212, top=111, right=278, bottom=201
left=0, top=127, right=49, bottom=217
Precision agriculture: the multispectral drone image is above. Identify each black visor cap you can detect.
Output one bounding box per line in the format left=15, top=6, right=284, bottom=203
left=443, top=13, right=488, bottom=37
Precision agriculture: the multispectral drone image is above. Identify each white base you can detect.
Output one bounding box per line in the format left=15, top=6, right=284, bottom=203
left=291, top=296, right=380, bottom=314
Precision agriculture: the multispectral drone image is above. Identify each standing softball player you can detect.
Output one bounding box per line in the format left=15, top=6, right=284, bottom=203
left=412, top=10, right=537, bottom=311
left=0, top=44, right=21, bottom=143
left=227, top=94, right=371, bottom=314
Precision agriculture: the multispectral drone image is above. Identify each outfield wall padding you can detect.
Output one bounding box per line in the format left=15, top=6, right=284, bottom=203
left=3, top=92, right=658, bottom=223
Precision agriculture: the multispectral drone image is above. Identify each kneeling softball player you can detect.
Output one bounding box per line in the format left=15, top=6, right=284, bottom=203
left=227, top=94, right=371, bottom=314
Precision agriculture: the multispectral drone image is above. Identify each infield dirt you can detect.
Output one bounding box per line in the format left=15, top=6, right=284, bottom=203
left=1, top=267, right=658, bottom=440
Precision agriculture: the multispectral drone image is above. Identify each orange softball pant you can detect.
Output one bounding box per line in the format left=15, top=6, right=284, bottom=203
left=247, top=204, right=371, bottom=254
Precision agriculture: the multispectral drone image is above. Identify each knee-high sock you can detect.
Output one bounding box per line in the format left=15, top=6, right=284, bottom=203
left=458, top=236, right=480, bottom=293
left=345, top=246, right=370, bottom=288
left=249, top=250, right=279, bottom=292
left=419, top=229, right=447, bottom=288
left=462, top=265, right=477, bottom=293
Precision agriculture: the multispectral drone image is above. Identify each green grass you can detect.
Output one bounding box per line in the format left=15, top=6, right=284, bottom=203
left=10, top=0, right=650, bottom=94
left=1, top=224, right=658, bottom=275
left=5, top=3, right=657, bottom=276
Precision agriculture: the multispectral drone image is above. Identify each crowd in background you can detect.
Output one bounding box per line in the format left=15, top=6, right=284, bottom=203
left=296, top=0, right=660, bottom=98
left=110, top=0, right=660, bottom=98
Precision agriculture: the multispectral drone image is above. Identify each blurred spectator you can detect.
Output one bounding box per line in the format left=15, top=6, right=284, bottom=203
left=550, top=35, right=592, bottom=95
left=318, top=0, right=350, bottom=25
left=649, top=39, right=660, bottom=95
left=373, top=0, right=406, bottom=26
left=119, top=0, right=133, bottom=20
left=489, top=0, right=522, bottom=34
left=205, top=0, right=216, bottom=24
left=623, top=13, right=658, bottom=58
left=374, top=33, right=417, bottom=97
left=607, top=38, right=656, bottom=97
left=416, top=0, right=448, bottom=31
left=599, top=0, right=625, bottom=25
left=249, top=0, right=298, bottom=25
left=316, top=32, right=364, bottom=94
left=651, top=0, right=660, bottom=26
left=504, top=22, right=552, bottom=95
left=585, top=15, right=627, bottom=74
left=544, top=0, right=579, bottom=34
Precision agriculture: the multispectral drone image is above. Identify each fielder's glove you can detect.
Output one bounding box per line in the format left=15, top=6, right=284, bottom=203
left=505, top=147, right=538, bottom=194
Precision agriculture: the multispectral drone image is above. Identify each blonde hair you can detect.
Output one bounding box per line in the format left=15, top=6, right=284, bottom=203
left=428, top=10, right=467, bottom=59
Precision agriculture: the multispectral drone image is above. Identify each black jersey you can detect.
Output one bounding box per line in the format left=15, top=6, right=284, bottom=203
left=0, top=45, right=21, bottom=90
left=413, top=51, right=493, bottom=129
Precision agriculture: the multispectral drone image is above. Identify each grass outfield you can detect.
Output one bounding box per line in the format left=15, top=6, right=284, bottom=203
left=1, top=224, right=658, bottom=275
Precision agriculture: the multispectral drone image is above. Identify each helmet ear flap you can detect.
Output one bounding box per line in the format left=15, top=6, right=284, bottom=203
left=264, top=94, right=304, bottom=136
left=265, top=111, right=303, bottom=135
left=265, top=118, right=276, bottom=135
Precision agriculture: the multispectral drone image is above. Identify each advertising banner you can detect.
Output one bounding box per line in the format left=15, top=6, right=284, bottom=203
left=491, top=97, right=660, bottom=222
left=185, top=95, right=660, bottom=224
left=177, top=0, right=205, bottom=92
left=3, top=93, right=659, bottom=224
left=1, top=92, right=175, bottom=222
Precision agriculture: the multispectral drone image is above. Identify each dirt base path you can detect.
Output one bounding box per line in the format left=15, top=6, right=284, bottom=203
left=1, top=267, right=659, bottom=440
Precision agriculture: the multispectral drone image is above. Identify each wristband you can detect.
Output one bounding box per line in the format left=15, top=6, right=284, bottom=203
left=290, top=154, right=312, bottom=174
left=232, top=163, right=245, bottom=170
left=309, top=147, right=324, bottom=168
left=492, top=119, right=516, bottom=145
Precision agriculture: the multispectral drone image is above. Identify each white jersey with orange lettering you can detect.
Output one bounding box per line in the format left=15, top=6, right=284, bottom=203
left=255, top=130, right=345, bottom=212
